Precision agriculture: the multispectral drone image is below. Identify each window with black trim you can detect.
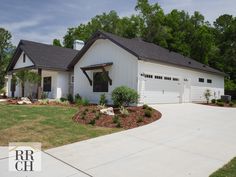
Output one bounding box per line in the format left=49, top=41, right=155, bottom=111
left=23, top=53, right=26, bottom=63
left=155, top=75, right=162, bottom=79
left=207, top=79, right=212, bottom=83
left=43, top=77, right=52, bottom=92
left=199, top=78, right=204, bottom=82
left=164, top=77, right=171, bottom=80
left=93, top=72, right=108, bottom=92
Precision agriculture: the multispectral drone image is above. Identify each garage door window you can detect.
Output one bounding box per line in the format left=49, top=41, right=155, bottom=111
left=155, top=75, right=162, bottom=79
left=199, top=78, right=204, bottom=82
left=145, top=74, right=153, bottom=78
left=164, top=77, right=171, bottom=80
left=207, top=79, right=212, bottom=83
left=173, top=78, right=179, bottom=81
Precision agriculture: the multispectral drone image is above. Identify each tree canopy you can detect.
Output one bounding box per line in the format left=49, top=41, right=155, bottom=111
left=57, top=0, right=236, bottom=90
left=0, top=28, right=14, bottom=90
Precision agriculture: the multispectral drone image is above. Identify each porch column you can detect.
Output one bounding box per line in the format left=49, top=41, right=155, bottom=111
left=37, top=69, right=42, bottom=99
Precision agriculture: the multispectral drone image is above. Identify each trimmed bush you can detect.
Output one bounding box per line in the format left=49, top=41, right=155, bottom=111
left=76, top=98, right=89, bottom=106
left=99, top=94, right=107, bottom=105
left=211, top=99, right=216, bottom=104
left=142, top=104, right=149, bottom=109
left=217, top=99, right=222, bottom=103
left=229, top=102, right=234, bottom=107
left=67, top=94, right=74, bottom=103
left=217, top=102, right=224, bottom=107
left=75, top=93, right=81, bottom=102
left=95, top=112, right=100, bottom=120
left=113, top=115, right=119, bottom=124
left=204, top=89, right=212, bottom=104
left=60, top=97, right=67, bottom=102
left=137, top=116, right=143, bottom=123
left=89, top=119, right=95, bottom=125
left=116, top=121, right=121, bottom=128
left=111, top=86, right=139, bottom=107
left=144, top=110, right=152, bottom=117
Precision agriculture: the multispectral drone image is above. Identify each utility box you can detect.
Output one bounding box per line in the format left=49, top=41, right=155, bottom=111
left=221, top=95, right=231, bottom=102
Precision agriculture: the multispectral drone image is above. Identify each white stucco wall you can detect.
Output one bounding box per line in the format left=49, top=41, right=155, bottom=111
left=138, top=60, right=224, bottom=103
left=56, top=71, right=70, bottom=99
left=74, top=39, right=138, bottom=104
left=41, top=70, right=70, bottom=99
left=14, top=52, right=34, bottom=69
left=7, top=70, right=71, bottom=99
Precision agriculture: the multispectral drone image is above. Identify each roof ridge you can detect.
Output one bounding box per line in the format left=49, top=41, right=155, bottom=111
left=20, top=39, right=78, bottom=52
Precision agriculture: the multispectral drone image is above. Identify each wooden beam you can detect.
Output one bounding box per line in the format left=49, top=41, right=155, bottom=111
left=82, top=70, right=92, bottom=86
left=102, top=67, right=112, bottom=85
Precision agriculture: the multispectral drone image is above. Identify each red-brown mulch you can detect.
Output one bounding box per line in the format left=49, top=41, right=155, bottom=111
left=200, top=103, right=236, bottom=108
left=72, top=105, right=162, bottom=129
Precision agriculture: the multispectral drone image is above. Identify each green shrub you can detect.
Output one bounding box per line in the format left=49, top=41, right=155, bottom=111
left=60, top=97, right=67, bottom=102
left=39, top=99, right=49, bottom=105
left=142, top=104, right=149, bottom=109
left=99, top=94, right=107, bottom=105
left=217, top=102, right=224, bottom=107
left=211, top=99, right=216, bottom=104
left=89, top=119, right=96, bottom=125
left=76, top=98, right=89, bottom=106
left=67, top=94, right=74, bottom=103
left=60, top=101, right=70, bottom=106
left=229, top=102, right=234, bottom=107
left=75, top=93, right=81, bottom=102
left=92, top=109, right=96, bottom=113
left=116, top=121, right=121, bottom=128
left=217, top=99, right=222, bottom=102
left=144, top=110, right=152, bottom=117
left=204, top=89, right=212, bottom=104
left=137, top=116, right=143, bottom=123
left=113, top=115, right=119, bottom=124
left=111, top=86, right=139, bottom=107
left=95, top=112, right=100, bottom=120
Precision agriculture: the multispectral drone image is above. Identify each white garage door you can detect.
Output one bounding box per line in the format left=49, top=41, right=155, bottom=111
left=140, top=74, right=181, bottom=104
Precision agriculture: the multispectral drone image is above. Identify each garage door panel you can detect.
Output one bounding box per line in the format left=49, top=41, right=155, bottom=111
left=142, top=78, right=181, bottom=104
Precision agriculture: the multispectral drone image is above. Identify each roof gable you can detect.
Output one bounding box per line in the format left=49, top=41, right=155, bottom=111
left=7, top=40, right=79, bottom=72
left=13, top=52, right=34, bottom=70
left=69, top=31, right=225, bottom=76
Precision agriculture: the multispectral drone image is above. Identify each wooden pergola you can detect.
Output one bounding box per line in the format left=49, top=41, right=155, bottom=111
left=80, top=62, right=113, bottom=86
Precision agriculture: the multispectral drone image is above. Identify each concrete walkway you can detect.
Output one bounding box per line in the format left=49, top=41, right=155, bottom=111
left=1, top=103, right=236, bottom=176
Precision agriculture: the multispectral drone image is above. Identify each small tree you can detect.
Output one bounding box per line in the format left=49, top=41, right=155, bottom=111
left=204, top=89, right=212, bottom=104
left=111, top=86, right=139, bottom=107
left=15, top=70, right=41, bottom=97
left=99, top=93, right=107, bottom=105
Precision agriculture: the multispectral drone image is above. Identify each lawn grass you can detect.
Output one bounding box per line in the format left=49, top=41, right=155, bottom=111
left=0, top=102, right=120, bottom=149
left=210, top=157, right=236, bottom=177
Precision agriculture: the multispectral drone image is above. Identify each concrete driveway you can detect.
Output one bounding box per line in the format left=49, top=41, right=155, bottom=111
left=1, top=103, right=236, bottom=177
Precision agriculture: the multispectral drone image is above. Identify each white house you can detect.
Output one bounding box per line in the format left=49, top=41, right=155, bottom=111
left=6, top=40, right=80, bottom=99
left=6, top=31, right=225, bottom=104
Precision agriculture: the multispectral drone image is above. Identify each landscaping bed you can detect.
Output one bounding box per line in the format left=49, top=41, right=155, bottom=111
left=73, top=105, right=162, bottom=129
left=201, top=99, right=236, bottom=108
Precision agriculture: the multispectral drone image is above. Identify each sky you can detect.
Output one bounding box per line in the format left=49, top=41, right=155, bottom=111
left=0, top=0, right=236, bottom=45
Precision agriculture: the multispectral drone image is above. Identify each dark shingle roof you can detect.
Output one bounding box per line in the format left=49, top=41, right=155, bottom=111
left=7, top=40, right=78, bottom=72
left=69, top=31, right=225, bottom=76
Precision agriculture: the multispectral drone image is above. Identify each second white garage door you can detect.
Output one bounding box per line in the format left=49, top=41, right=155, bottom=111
left=140, top=74, right=182, bottom=104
